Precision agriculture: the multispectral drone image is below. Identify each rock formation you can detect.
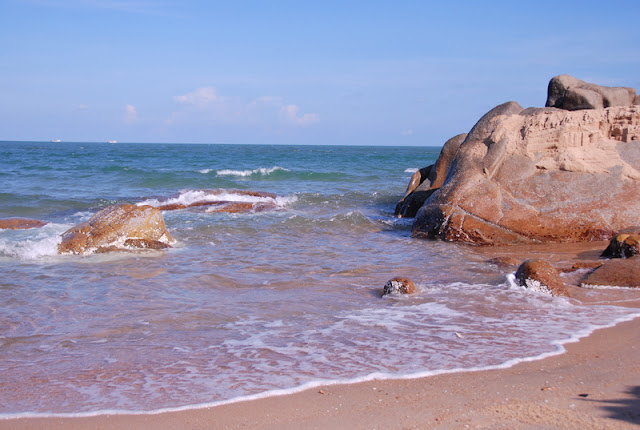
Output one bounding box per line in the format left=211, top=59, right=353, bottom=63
left=58, top=203, right=174, bottom=254
left=0, top=218, right=47, bottom=230
left=382, top=277, right=416, bottom=296
left=398, top=75, right=640, bottom=245
left=546, top=75, right=637, bottom=111
left=515, top=259, right=570, bottom=297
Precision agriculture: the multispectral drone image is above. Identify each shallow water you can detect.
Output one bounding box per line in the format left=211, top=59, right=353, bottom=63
left=1, top=141, right=638, bottom=416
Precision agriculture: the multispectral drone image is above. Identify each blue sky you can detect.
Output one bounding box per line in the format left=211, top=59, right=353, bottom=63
left=1, top=0, right=638, bottom=145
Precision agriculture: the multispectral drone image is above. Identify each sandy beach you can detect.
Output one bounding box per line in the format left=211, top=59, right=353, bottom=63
left=3, top=311, right=638, bottom=430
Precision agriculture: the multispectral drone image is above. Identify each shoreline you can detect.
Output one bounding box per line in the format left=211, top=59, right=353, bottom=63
left=3, top=314, right=639, bottom=429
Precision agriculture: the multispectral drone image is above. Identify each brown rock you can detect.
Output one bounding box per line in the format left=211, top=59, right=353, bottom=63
left=382, top=277, right=416, bottom=296
left=0, top=218, right=47, bottom=230
left=546, top=75, right=637, bottom=111
left=155, top=190, right=279, bottom=213
left=124, top=238, right=172, bottom=250
left=601, top=233, right=640, bottom=259
left=571, top=261, right=604, bottom=271
left=157, top=203, right=188, bottom=211
left=515, top=259, right=570, bottom=297
left=395, top=133, right=466, bottom=218
left=207, top=202, right=278, bottom=213
left=412, top=100, right=640, bottom=245
left=582, top=256, right=640, bottom=288
left=58, top=203, right=174, bottom=255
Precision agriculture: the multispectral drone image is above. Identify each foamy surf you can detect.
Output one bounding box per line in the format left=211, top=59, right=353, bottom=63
left=0, top=223, right=70, bottom=260
left=137, top=189, right=298, bottom=209
left=2, top=311, right=638, bottom=420
left=216, top=166, right=289, bottom=177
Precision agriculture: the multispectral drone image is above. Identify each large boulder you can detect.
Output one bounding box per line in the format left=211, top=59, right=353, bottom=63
left=411, top=101, right=640, bottom=245
left=58, top=203, right=174, bottom=254
left=546, top=75, right=637, bottom=111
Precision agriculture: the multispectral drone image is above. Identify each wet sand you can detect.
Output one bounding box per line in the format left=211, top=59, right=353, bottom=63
left=3, top=240, right=639, bottom=429
left=2, top=313, right=638, bottom=429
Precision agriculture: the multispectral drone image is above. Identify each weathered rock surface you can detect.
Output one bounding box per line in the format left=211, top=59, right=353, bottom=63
left=0, top=218, right=47, bottom=230
left=515, top=259, right=570, bottom=297
left=581, top=256, right=640, bottom=288
left=410, top=102, right=640, bottom=245
left=546, top=75, right=637, bottom=111
left=58, top=204, right=174, bottom=254
left=601, top=233, right=640, bottom=259
left=395, top=133, right=466, bottom=218
left=382, top=277, right=416, bottom=296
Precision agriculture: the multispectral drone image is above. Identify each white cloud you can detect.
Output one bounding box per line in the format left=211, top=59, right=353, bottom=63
left=174, top=87, right=222, bottom=107
left=168, top=87, right=319, bottom=128
left=401, top=129, right=414, bottom=136
left=124, top=104, right=138, bottom=124
left=280, top=104, right=320, bottom=126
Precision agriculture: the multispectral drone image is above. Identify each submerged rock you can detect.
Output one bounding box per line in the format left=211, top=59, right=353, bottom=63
left=382, top=277, right=416, bottom=296
left=515, top=259, right=570, bottom=297
left=154, top=189, right=280, bottom=214
left=487, top=256, right=521, bottom=268
left=0, top=218, right=47, bottom=230
left=58, top=203, right=174, bottom=255
left=207, top=202, right=278, bottom=213
left=582, top=256, right=640, bottom=288
left=601, top=233, right=640, bottom=259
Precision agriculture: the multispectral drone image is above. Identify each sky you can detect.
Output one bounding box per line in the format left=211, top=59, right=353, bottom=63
left=0, top=0, right=638, bottom=146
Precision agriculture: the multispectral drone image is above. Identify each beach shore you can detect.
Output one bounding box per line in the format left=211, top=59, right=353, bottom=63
left=3, top=313, right=638, bottom=430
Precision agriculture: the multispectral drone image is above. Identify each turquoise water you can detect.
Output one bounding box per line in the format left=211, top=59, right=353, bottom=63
left=0, top=141, right=638, bottom=416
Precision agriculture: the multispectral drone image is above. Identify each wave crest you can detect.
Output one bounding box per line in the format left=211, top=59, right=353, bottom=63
left=216, top=166, right=289, bottom=177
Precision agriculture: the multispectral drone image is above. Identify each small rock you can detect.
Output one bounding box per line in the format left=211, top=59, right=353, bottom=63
left=124, top=238, right=172, bottom=250
left=515, top=259, right=570, bottom=297
left=570, top=261, right=603, bottom=270
left=601, top=233, right=640, bottom=259
left=382, top=277, right=416, bottom=296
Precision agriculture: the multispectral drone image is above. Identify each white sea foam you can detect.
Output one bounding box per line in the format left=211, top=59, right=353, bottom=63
left=198, top=169, right=213, bottom=174
left=404, top=168, right=419, bottom=173
left=138, top=189, right=297, bottom=210
left=3, top=310, right=638, bottom=420
left=0, top=223, right=70, bottom=260
left=216, top=166, right=289, bottom=177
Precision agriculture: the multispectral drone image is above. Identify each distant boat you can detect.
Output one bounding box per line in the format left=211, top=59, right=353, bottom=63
left=107, top=140, right=118, bottom=143
left=50, top=139, right=61, bottom=143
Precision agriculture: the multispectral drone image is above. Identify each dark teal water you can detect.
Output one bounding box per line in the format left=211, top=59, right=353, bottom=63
left=0, top=141, right=638, bottom=417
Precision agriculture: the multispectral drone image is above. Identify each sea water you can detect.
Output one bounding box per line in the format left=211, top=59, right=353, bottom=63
left=0, top=141, right=638, bottom=417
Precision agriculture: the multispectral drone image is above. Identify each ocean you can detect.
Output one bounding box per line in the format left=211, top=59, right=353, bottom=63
left=1, top=141, right=638, bottom=417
